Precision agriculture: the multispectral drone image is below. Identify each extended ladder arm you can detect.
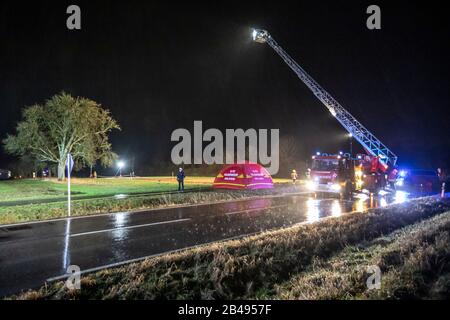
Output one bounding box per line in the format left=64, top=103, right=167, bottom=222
left=252, top=29, right=397, bottom=166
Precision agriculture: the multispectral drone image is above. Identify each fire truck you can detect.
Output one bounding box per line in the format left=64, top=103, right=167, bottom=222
left=307, top=153, right=396, bottom=197
left=252, top=29, right=398, bottom=197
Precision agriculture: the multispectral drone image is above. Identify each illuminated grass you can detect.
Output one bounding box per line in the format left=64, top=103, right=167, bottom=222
left=12, top=196, right=450, bottom=300
left=0, top=177, right=211, bottom=202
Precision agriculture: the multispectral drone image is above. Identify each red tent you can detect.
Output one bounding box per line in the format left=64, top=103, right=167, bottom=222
left=213, top=162, right=274, bottom=190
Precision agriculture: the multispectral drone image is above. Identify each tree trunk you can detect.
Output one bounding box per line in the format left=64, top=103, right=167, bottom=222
left=57, top=162, right=65, bottom=180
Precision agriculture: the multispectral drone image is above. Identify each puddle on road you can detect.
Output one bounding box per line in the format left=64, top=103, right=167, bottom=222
left=216, top=190, right=414, bottom=227
left=291, top=190, right=413, bottom=224
left=302, top=195, right=380, bottom=224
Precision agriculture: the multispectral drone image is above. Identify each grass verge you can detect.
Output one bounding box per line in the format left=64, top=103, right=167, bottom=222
left=11, top=196, right=450, bottom=300
left=274, top=210, right=450, bottom=299
left=0, top=184, right=302, bottom=225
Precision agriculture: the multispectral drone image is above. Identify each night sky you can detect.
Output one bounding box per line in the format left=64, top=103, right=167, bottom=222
left=1, top=0, right=449, bottom=175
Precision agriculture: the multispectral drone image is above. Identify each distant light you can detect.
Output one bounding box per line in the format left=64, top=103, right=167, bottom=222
left=339, top=151, right=343, bottom=155
left=117, top=161, right=125, bottom=169
left=252, top=29, right=269, bottom=43
left=316, top=152, right=321, bottom=156
left=394, top=190, right=409, bottom=204
left=357, top=155, right=362, bottom=159
left=331, top=184, right=341, bottom=191
left=399, top=170, right=407, bottom=178
left=348, top=133, right=353, bottom=137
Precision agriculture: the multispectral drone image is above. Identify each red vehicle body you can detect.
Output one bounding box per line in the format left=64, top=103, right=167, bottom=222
left=307, top=153, right=392, bottom=196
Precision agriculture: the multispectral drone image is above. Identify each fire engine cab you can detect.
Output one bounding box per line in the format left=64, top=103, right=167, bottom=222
left=307, top=153, right=396, bottom=197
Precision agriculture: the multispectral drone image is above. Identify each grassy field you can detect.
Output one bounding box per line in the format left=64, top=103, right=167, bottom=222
left=0, top=177, right=213, bottom=202
left=0, top=177, right=292, bottom=203
left=0, top=178, right=296, bottom=225
left=12, top=196, right=450, bottom=300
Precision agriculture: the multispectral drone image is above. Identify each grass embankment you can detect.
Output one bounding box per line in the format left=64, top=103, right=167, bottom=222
left=275, top=211, right=450, bottom=299
left=14, top=196, right=450, bottom=300
left=0, top=182, right=299, bottom=225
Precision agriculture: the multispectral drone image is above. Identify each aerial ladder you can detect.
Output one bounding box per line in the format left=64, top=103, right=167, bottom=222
left=252, top=29, right=398, bottom=169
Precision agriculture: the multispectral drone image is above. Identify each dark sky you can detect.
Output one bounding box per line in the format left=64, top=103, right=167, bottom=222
left=1, top=0, right=449, bottom=174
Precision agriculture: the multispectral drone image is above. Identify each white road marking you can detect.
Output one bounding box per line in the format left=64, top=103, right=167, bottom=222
left=69, top=218, right=190, bottom=238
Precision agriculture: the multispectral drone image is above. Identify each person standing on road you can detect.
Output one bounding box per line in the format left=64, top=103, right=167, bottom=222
left=177, top=167, right=185, bottom=191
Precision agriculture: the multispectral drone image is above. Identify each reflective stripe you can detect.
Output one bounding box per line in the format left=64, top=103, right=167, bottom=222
left=213, top=182, right=246, bottom=187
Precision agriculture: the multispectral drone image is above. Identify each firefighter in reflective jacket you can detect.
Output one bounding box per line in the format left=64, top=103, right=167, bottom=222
left=291, top=169, right=298, bottom=184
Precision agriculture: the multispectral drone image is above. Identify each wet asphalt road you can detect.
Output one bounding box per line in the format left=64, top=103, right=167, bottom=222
left=0, top=193, right=394, bottom=297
